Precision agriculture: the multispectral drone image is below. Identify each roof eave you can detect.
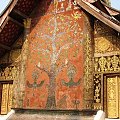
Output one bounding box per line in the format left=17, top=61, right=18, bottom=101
left=76, top=0, right=120, bottom=32
left=0, top=0, right=18, bottom=27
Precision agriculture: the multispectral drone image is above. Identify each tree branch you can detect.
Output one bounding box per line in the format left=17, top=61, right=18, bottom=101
left=41, top=34, right=53, bottom=40
left=32, top=46, right=51, bottom=56
left=36, top=65, right=50, bottom=76
left=56, top=41, right=78, bottom=59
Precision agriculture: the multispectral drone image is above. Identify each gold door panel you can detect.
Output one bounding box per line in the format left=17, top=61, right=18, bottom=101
left=106, top=76, right=119, bottom=118
left=1, top=83, right=13, bottom=114
left=1, top=84, right=9, bottom=114
left=118, top=77, right=120, bottom=118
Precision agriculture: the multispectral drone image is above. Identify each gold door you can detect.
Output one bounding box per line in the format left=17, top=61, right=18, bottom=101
left=119, top=76, right=120, bottom=118
left=1, top=83, right=13, bottom=114
left=106, top=75, right=120, bottom=118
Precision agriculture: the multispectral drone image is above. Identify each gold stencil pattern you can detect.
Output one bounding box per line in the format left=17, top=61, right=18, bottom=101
left=83, top=33, right=93, bottom=109
left=93, top=74, right=103, bottom=110
left=94, top=74, right=101, bottom=103
left=83, top=12, right=94, bottom=109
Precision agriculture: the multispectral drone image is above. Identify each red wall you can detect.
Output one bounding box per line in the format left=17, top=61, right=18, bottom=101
left=23, top=0, right=85, bottom=110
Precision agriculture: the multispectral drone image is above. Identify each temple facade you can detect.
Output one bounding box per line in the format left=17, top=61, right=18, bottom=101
left=0, top=0, right=120, bottom=119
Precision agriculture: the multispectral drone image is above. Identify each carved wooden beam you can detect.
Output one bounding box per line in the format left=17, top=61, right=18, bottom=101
left=0, top=0, right=18, bottom=26
left=13, top=9, right=28, bottom=19
left=0, top=43, right=11, bottom=50
left=8, top=16, right=23, bottom=27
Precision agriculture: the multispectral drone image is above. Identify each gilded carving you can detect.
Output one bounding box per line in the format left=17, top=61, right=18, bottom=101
left=94, top=20, right=120, bottom=54
left=0, top=66, right=19, bottom=80
left=94, top=55, right=120, bottom=73
left=111, top=55, right=119, bottom=71
left=99, top=56, right=107, bottom=72
left=96, top=37, right=110, bottom=52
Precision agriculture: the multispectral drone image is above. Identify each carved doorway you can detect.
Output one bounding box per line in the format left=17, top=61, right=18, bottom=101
left=104, top=74, right=120, bottom=118
left=0, top=80, right=13, bottom=114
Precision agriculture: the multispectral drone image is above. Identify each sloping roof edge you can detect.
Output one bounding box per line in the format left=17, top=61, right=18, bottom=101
left=100, top=0, right=120, bottom=16
left=0, top=0, right=18, bottom=27
left=76, top=0, right=120, bottom=32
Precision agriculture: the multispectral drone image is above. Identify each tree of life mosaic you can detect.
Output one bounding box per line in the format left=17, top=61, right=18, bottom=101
left=24, top=10, right=84, bottom=109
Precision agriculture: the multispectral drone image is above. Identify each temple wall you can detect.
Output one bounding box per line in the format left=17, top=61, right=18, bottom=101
left=21, top=0, right=94, bottom=110
left=0, top=0, right=94, bottom=111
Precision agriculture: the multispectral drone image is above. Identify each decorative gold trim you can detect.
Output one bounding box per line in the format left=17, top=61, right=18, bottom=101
left=83, top=33, right=94, bottom=109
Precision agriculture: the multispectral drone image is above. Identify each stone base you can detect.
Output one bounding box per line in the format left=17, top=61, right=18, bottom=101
left=8, top=109, right=96, bottom=120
